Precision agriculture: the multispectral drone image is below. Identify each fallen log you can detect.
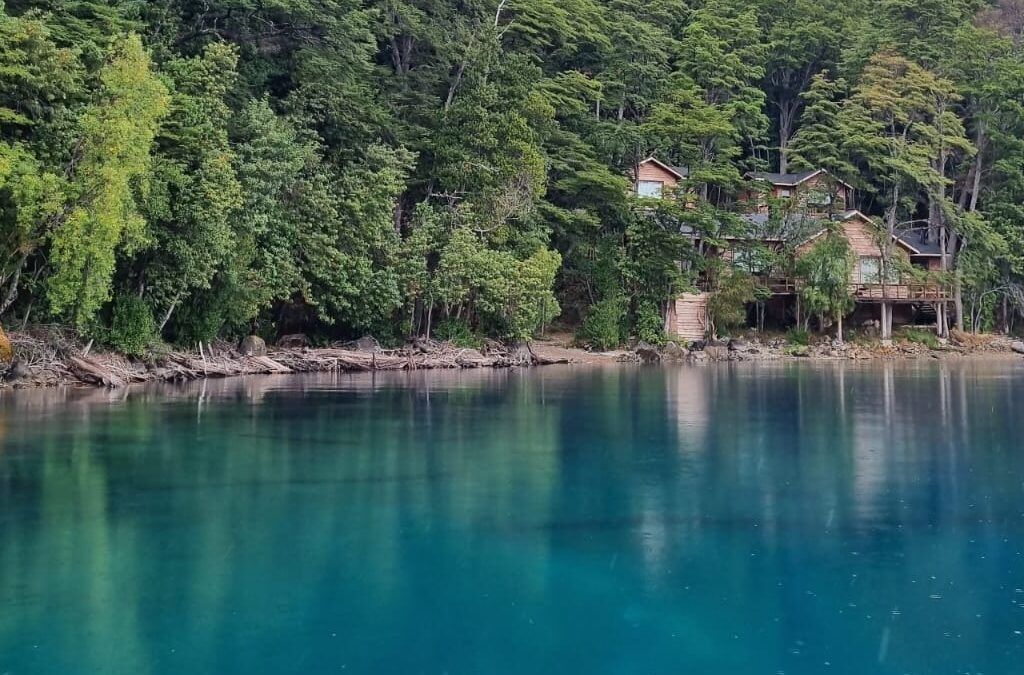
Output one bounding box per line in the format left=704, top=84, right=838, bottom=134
left=68, top=356, right=126, bottom=388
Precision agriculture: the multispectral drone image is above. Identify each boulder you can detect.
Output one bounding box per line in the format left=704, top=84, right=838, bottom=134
left=455, top=348, right=489, bottom=367
left=634, top=341, right=661, bottom=363
left=689, top=339, right=706, bottom=352
left=705, top=345, right=729, bottom=361
left=728, top=338, right=748, bottom=352
left=661, top=341, right=689, bottom=362
left=277, top=333, right=311, bottom=349
left=239, top=335, right=267, bottom=356
left=413, top=337, right=439, bottom=354
left=1011, top=341, right=1024, bottom=355
left=4, top=359, right=28, bottom=381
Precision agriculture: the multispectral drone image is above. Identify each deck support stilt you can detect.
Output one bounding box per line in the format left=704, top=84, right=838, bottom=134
left=881, top=302, right=892, bottom=345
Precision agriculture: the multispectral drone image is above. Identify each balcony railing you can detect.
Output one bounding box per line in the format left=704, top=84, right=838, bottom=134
left=761, top=277, right=950, bottom=301
left=692, top=276, right=950, bottom=301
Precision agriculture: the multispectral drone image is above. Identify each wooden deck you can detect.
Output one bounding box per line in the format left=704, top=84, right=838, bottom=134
left=759, top=278, right=949, bottom=303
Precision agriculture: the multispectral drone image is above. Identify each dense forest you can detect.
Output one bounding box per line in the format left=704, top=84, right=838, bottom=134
left=1, top=0, right=1023, bottom=352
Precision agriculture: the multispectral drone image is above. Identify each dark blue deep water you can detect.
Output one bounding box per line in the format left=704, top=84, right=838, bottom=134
left=2, top=362, right=1024, bottom=674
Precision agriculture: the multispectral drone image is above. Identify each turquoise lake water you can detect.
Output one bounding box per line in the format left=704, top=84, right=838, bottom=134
left=1, top=362, right=1023, bottom=674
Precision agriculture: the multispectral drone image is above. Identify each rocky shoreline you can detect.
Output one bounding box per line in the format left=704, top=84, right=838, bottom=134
left=1, top=327, right=1021, bottom=390
left=0, top=331, right=576, bottom=390
left=621, top=331, right=1024, bottom=364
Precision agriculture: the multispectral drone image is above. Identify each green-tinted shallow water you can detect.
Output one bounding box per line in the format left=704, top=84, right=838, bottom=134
left=1, top=362, right=1024, bottom=674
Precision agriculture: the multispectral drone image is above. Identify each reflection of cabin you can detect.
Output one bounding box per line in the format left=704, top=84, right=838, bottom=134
left=631, top=157, right=950, bottom=340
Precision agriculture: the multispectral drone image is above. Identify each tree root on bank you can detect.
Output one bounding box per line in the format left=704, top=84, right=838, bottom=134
left=1, top=333, right=574, bottom=389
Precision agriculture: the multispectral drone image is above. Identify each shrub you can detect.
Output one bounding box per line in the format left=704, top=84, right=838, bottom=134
left=635, top=300, right=666, bottom=345
left=900, top=327, right=940, bottom=349
left=707, top=269, right=759, bottom=337
left=434, top=318, right=484, bottom=348
left=577, top=296, right=626, bottom=350
left=786, top=327, right=810, bottom=346
left=108, top=294, right=157, bottom=357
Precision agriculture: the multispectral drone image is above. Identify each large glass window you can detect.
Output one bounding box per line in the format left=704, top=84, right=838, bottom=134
left=637, top=180, right=664, bottom=198
left=859, top=257, right=880, bottom=283
left=858, top=257, right=900, bottom=283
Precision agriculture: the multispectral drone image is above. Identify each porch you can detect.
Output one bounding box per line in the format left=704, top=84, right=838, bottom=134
left=757, top=277, right=950, bottom=303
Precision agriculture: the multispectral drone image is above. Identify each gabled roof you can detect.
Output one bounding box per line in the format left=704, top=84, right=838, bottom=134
left=801, top=211, right=920, bottom=254
left=694, top=213, right=825, bottom=244
left=746, top=168, right=854, bottom=192
left=637, top=156, right=689, bottom=179
left=731, top=213, right=822, bottom=243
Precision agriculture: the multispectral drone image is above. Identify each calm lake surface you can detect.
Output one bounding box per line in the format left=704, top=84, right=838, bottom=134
left=1, top=362, right=1023, bottom=674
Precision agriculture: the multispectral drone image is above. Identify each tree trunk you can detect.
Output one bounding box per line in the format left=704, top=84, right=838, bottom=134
left=0, top=253, right=27, bottom=317
left=953, top=272, right=964, bottom=333
left=159, top=294, right=181, bottom=332
left=777, top=99, right=797, bottom=175
left=837, top=313, right=844, bottom=344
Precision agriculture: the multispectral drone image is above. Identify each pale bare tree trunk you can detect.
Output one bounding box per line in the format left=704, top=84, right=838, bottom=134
left=0, top=254, right=27, bottom=317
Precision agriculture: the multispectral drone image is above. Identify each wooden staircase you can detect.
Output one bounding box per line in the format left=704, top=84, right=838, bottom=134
left=667, top=293, right=710, bottom=342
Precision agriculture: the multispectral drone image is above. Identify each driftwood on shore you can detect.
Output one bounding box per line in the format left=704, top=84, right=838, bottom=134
left=2, top=330, right=575, bottom=389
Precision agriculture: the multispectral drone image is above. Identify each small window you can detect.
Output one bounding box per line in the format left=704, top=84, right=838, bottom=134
left=778, top=188, right=792, bottom=198
left=637, top=180, right=664, bottom=198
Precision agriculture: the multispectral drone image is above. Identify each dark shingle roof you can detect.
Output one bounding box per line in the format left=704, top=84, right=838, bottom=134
left=895, top=229, right=944, bottom=256
left=747, top=170, right=821, bottom=186
left=730, top=213, right=826, bottom=242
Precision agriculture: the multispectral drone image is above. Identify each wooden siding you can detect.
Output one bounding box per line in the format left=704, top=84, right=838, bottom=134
left=744, top=171, right=850, bottom=213
left=795, top=216, right=883, bottom=259
left=839, top=215, right=884, bottom=257
left=668, top=293, right=709, bottom=341
left=782, top=215, right=950, bottom=302
left=635, top=161, right=680, bottom=192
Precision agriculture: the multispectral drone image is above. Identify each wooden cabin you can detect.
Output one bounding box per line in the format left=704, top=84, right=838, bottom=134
left=631, top=157, right=688, bottom=198
left=743, top=170, right=854, bottom=215
left=629, top=158, right=950, bottom=340
left=793, top=211, right=946, bottom=296
left=666, top=211, right=950, bottom=341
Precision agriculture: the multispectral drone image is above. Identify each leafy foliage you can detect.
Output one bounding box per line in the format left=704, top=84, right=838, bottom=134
left=577, top=295, right=625, bottom=350
left=708, top=267, right=760, bottom=338
left=107, top=292, right=156, bottom=356
left=1, top=0, right=1024, bottom=346
left=794, top=228, right=856, bottom=338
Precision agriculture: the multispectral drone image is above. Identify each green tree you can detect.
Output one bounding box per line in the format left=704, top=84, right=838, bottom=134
left=46, top=35, right=170, bottom=328
left=794, top=228, right=856, bottom=341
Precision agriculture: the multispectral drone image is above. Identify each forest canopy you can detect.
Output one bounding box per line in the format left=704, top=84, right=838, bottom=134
left=1, top=0, right=1023, bottom=346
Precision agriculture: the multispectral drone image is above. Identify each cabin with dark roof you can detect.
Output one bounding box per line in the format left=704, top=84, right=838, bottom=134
left=629, top=158, right=951, bottom=340
left=665, top=212, right=950, bottom=341
left=743, top=169, right=854, bottom=215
